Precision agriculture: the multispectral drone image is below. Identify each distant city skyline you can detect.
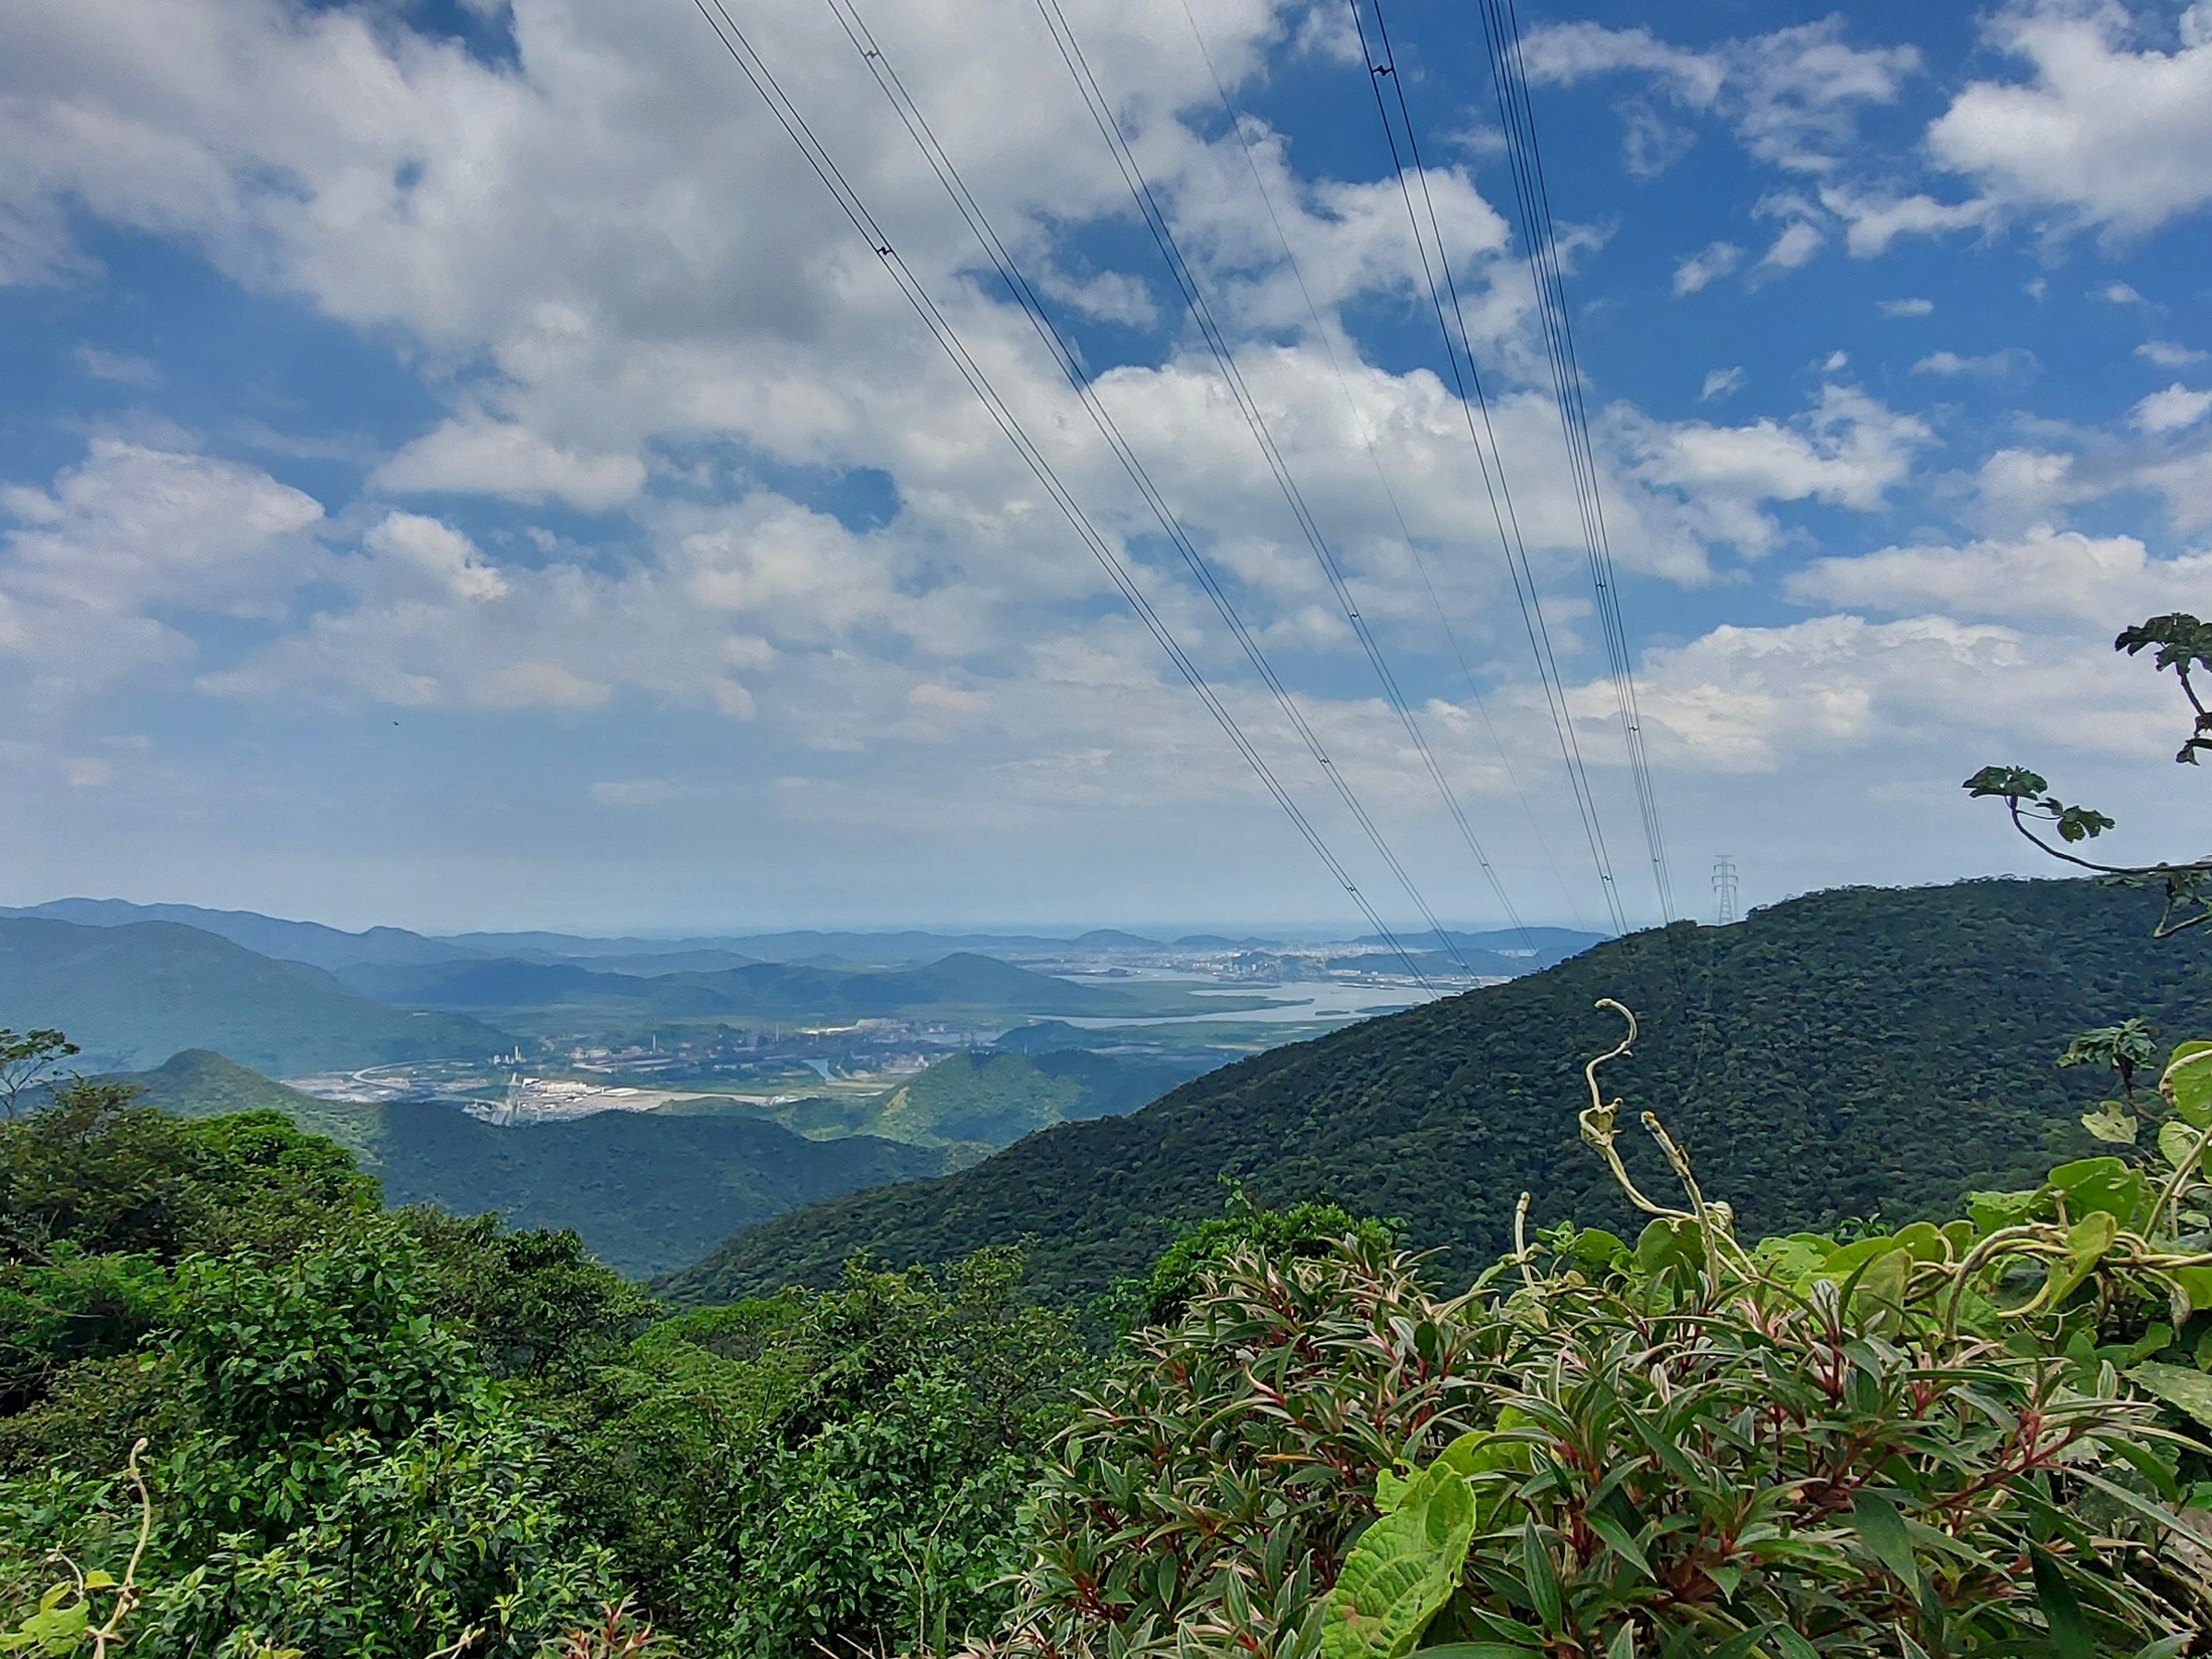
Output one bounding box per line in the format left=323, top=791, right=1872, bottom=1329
left=3, top=0, right=2207, bottom=934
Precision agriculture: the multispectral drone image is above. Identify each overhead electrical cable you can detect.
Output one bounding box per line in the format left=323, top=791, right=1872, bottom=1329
left=686, top=0, right=1441, bottom=987
left=1376, top=0, right=1678, bottom=921
left=1175, top=0, right=1592, bottom=937
left=1342, top=0, right=1629, bottom=935
left=811, top=0, right=1479, bottom=982
left=1019, top=0, right=1532, bottom=965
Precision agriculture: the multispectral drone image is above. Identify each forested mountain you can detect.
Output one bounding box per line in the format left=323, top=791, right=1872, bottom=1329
left=660, top=877, right=2209, bottom=1305
left=99, top=1049, right=953, bottom=1276
left=366, top=1104, right=951, bottom=1277
left=0, top=918, right=509, bottom=1073
left=731, top=1048, right=1203, bottom=1156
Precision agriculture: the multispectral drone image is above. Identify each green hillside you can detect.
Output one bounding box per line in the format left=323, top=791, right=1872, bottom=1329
left=724, top=1049, right=1200, bottom=1157
left=101, top=1048, right=385, bottom=1160
left=0, top=917, right=511, bottom=1074
left=368, top=1104, right=951, bottom=1277
left=657, top=877, right=2211, bottom=1306
left=93, top=1048, right=953, bottom=1277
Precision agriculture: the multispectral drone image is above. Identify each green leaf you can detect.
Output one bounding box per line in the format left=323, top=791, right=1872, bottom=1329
left=2170, top=1267, right=2212, bottom=1317
left=1967, top=1188, right=2044, bottom=1232
left=2029, top=1544, right=2092, bottom=1659
left=2080, top=1102, right=2139, bottom=1145
left=1851, top=1491, right=1919, bottom=1589
left=2046, top=1158, right=2152, bottom=1227
left=1964, top=764, right=2047, bottom=799
left=2130, top=1360, right=2212, bottom=1431
left=1583, top=1510, right=1653, bottom=1581
left=1704, top=1628, right=1776, bottom=1659
left=2040, top=1211, right=2121, bottom=1308
left=1772, top=1632, right=1821, bottom=1659
left=2164, top=1042, right=2212, bottom=1128
left=1522, top=1519, right=1563, bottom=1636
left=1325, top=1462, right=1478, bottom=1659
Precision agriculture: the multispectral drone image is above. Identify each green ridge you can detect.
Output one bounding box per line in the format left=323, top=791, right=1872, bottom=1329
left=0, top=916, right=510, bottom=1074
left=656, top=877, right=2212, bottom=1307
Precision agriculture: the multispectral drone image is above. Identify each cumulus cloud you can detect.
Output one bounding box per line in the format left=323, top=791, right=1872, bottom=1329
left=1912, top=348, right=2036, bottom=377
left=1786, top=524, right=2212, bottom=623
left=1700, top=367, right=1744, bottom=401
left=1616, top=384, right=1931, bottom=555
left=1613, top=612, right=2166, bottom=772
left=1522, top=16, right=1920, bottom=174
left=1817, top=188, right=1994, bottom=256
left=1672, top=239, right=1742, bottom=295
left=0, top=438, right=322, bottom=698
left=2140, top=340, right=2209, bottom=366
left=1757, top=220, right=1824, bottom=273
left=1878, top=298, right=1935, bottom=317
left=373, top=418, right=647, bottom=512
left=1928, top=2, right=2212, bottom=238
left=2133, top=383, right=2212, bottom=433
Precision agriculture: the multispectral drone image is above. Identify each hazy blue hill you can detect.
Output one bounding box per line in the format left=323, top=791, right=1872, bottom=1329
left=337, top=949, right=1273, bottom=1024
left=658, top=878, right=2212, bottom=1308
left=0, top=918, right=511, bottom=1074
left=369, top=1103, right=952, bottom=1277
left=1, top=898, right=471, bottom=970
left=333, top=958, right=629, bottom=1006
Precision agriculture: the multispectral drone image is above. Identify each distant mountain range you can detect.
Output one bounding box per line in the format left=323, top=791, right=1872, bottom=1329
left=657, top=878, right=2212, bottom=1308
left=4, top=898, right=1602, bottom=973
left=0, top=918, right=509, bottom=1073
left=331, top=950, right=1273, bottom=1024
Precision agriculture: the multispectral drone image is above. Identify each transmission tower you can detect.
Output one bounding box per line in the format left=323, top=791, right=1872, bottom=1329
left=1712, top=857, right=1740, bottom=926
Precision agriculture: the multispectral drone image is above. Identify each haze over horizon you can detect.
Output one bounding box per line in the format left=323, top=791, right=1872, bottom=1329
left=4, top=0, right=2208, bottom=935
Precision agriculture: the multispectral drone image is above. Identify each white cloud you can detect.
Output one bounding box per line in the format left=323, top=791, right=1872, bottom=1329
left=1817, top=188, right=1994, bottom=256
left=0, top=437, right=322, bottom=699
left=1878, top=298, right=1934, bottom=317
left=73, top=344, right=159, bottom=384
left=2139, top=340, right=2209, bottom=366
left=372, top=417, right=646, bottom=511
left=1757, top=220, right=1824, bottom=272
left=1700, top=367, right=1744, bottom=401
left=2101, top=282, right=2148, bottom=304
left=1912, top=348, right=2036, bottom=377
left=1928, top=3, right=2212, bottom=238
left=2133, top=383, right=2212, bottom=433
left=1615, top=612, right=2166, bottom=772
left=360, top=511, right=508, bottom=602
left=1523, top=17, right=1919, bottom=175
left=1617, top=384, right=1932, bottom=555
left=1672, top=239, right=1741, bottom=295
left=1787, top=524, right=2212, bottom=624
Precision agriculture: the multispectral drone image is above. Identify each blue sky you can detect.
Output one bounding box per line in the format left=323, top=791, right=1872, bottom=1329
left=1, top=0, right=2208, bottom=934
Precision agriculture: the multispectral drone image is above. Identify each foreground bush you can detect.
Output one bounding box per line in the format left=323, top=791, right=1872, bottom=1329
left=994, top=1007, right=2212, bottom=1659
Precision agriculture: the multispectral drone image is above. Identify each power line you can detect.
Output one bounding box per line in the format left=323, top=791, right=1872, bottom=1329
left=1173, top=0, right=1593, bottom=937
left=1024, top=0, right=1529, bottom=962
left=814, top=0, right=1485, bottom=982
left=1342, top=0, right=1629, bottom=936
left=1452, top=0, right=1679, bottom=921
left=686, top=0, right=1440, bottom=985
